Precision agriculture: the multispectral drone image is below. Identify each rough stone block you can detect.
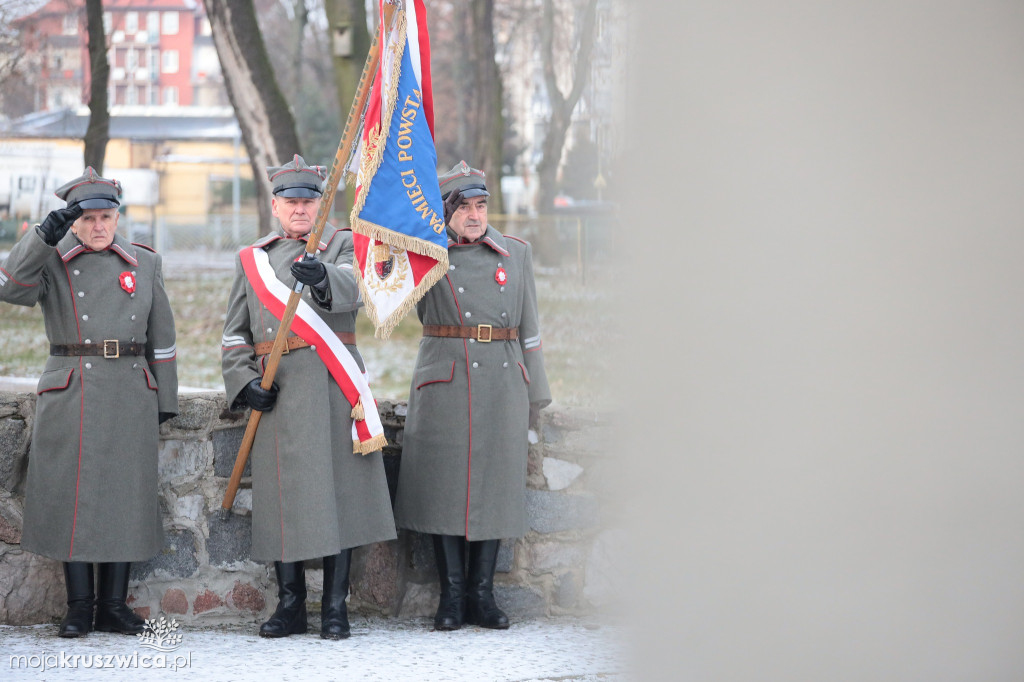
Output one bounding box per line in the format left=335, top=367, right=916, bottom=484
left=207, top=511, right=252, bottom=565
left=0, top=490, right=24, bottom=544
left=166, top=394, right=219, bottom=433
left=161, top=588, right=189, bottom=614
left=526, top=489, right=599, bottom=534
left=396, top=581, right=435, bottom=619
left=171, top=494, right=204, bottom=524
left=212, top=427, right=249, bottom=478
left=542, top=457, right=584, bottom=491
left=496, top=539, right=514, bottom=573
left=493, top=583, right=545, bottom=618
left=528, top=541, right=585, bottom=574
left=353, top=541, right=399, bottom=610
left=229, top=581, right=265, bottom=614
left=0, top=417, right=28, bottom=493
left=193, top=589, right=225, bottom=614
left=0, top=546, right=64, bottom=625
left=158, top=440, right=210, bottom=483
left=554, top=571, right=582, bottom=609
left=132, top=528, right=199, bottom=579
left=584, top=527, right=626, bottom=610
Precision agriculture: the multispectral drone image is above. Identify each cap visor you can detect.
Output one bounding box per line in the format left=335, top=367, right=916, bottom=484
left=75, top=198, right=119, bottom=209
left=460, top=188, right=490, bottom=199
left=275, top=187, right=322, bottom=198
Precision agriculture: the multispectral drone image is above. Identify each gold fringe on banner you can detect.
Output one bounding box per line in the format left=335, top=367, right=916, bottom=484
left=351, top=400, right=365, bottom=421
left=353, top=433, right=388, bottom=456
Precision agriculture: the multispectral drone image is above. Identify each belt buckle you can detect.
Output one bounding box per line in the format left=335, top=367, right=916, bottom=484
left=103, top=340, right=120, bottom=359
left=280, top=337, right=290, bottom=355
left=477, top=324, right=493, bottom=343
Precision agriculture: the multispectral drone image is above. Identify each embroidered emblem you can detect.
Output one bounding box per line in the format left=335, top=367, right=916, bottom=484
left=495, top=267, right=507, bottom=285
left=373, top=243, right=395, bottom=281
left=119, top=271, right=136, bottom=294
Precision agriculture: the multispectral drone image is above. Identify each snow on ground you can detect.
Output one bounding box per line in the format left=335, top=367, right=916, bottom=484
left=2, top=616, right=629, bottom=681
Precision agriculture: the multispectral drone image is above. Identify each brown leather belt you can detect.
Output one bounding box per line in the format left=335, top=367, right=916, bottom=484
left=50, top=341, right=146, bottom=358
left=422, top=324, right=519, bottom=342
left=254, top=332, right=355, bottom=356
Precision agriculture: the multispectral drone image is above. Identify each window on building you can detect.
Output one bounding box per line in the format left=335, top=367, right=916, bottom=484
left=163, top=86, right=178, bottom=105
left=126, top=48, right=137, bottom=71
left=125, top=12, right=138, bottom=33
left=149, top=87, right=160, bottom=105
left=149, top=50, right=160, bottom=77
left=162, top=50, right=179, bottom=74
left=126, top=85, right=137, bottom=105
left=162, top=11, right=179, bottom=35
left=103, top=12, right=112, bottom=34
left=62, top=14, right=77, bottom=35
left=147, top=12, right=160, bottom=35
left=18, top=176, right=36, bottom=191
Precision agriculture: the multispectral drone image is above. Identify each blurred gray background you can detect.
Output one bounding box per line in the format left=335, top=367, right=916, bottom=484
left=621, top=2, right=1024, bottom=680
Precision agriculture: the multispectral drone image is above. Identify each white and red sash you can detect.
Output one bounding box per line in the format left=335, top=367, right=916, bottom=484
left=240, top=245, right=387, bottom=454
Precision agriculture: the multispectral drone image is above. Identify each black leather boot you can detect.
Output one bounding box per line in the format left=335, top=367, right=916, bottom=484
left=58, top=562, right=94, bottom=638
left=94, top=562, right=145, bottom=634
left=432, top=535, right=466, bottom=631
left=320, top=550, right=352, bottom=640
left=465, top=539, right=510, bottom=629
left=259, top=561, right=308, bottom=637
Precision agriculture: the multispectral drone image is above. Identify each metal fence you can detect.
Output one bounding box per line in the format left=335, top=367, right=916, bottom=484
left=1, top=212, right=619, bottom=281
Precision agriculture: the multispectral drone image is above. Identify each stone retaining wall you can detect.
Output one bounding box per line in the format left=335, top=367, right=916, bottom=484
left=0, top=391, right=620, bottom=626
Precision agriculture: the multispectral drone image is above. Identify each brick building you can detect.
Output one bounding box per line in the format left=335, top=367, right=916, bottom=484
left=13, top=0, right=225, bottom=111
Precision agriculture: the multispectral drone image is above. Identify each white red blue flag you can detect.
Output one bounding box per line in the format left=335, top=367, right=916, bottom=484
left=350, top=0, right=448, bottom=339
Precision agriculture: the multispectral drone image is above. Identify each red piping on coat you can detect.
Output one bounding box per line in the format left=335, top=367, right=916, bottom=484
left=464, top=338, right=472, bottom=537
left=69, top=357, right=84, bottom=558
left=415, top=361, right=455, bottom=390
left=62, top=261, right=82, bottom=343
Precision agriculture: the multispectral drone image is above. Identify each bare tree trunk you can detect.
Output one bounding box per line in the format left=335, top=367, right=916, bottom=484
left=468, top=0, right=504, bottom=214
left=535, top=0, right=598, bottom=212
left=83, top=0, right=109, bottom=174
left=203, top=0, right=303, bottom=235
left=292, top=0, right=309, bottom=95
left=324, top=0, right=370, bottom=221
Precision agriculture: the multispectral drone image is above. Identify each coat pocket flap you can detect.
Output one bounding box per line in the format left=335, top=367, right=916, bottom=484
left=414, top=360, right=456, bottom=390
left=141, top=365, right=159, bottom=390
left=37, top=367, right=74, bottom=394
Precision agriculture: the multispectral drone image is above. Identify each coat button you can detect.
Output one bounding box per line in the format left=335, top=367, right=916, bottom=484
left=500, top=286, right=505, bottom=292
left=465, top=311, right=471, bottom=318
left=130, top=293, right=135, bottom=298
left=310, top=345, right=316, bottom=351
left=73, top=269, right=80, bottom=275
left=131, top=315, right=136, bottom=320
left=469, top=338, right=475, bottom=344
left=472, top=362, right=479, bottom=368
left=458, top=287, right=465, bottom=293
left=267, top=328, right=273, bottom=334
left=77, top=291, right=84, bottom=297
left=85, top=339, right=91, bottom=343
left=501, top=312, right=507, bottom=318
left=449, top=265, right=455, bottom=271
left=82, top=314, right=88, bottom=320
left=85, top=362, right=92, bottom=369
left=503, top=362, right=509, bottom=368
left=133, top=363, right=138, bottom=369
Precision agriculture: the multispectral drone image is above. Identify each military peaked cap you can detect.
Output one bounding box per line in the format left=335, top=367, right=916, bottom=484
left=54, top=167, right=123, bottom=209
left=267, top=154, right=327, bottom=198
left=438, top=160, right=489, bottom=200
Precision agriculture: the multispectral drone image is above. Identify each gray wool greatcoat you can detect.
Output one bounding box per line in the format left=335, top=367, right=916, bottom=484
left=221, top=228, right=396, bottom=562
left=0, top=228, right=178, bottom=562
left=394, top=225, right=551, bottom=540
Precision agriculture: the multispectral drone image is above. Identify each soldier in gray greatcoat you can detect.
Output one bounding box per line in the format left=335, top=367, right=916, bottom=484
left=0, top=168, right=178, bottom=638
left=394, top=161, right=551, bottom=630
left=221, top=155, right=396, bottom=640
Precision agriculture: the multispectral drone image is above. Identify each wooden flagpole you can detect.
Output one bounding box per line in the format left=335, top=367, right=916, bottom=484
left=220, top=2, right=398, bottom=514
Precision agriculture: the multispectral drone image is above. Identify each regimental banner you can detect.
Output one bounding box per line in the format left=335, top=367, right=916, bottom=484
left=350, top=0, right=448, bottom=339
